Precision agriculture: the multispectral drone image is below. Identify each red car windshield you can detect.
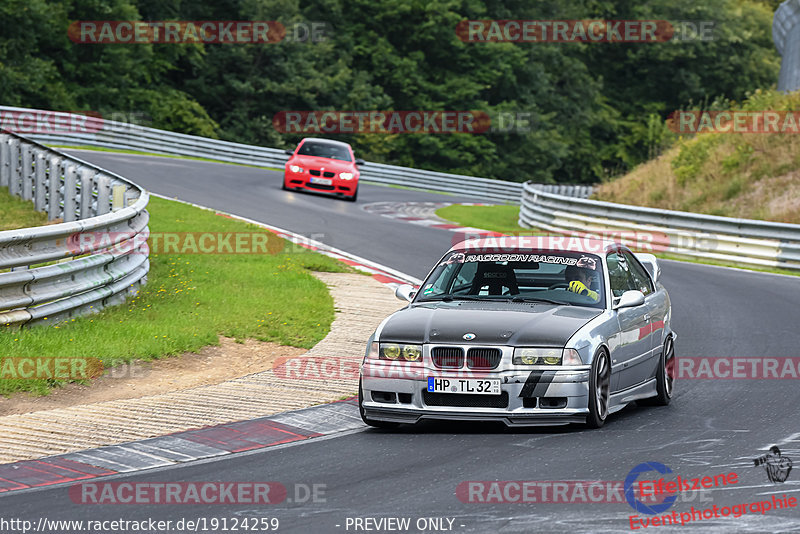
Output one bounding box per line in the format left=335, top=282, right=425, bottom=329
left=297, top=141, right=352, bottom=162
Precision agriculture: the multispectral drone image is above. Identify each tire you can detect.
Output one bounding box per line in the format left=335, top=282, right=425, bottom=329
left=641, top=336, right=675, bottom=406
left=358, top=380, right=400, bottom=429
left=347, top=187, right=358, bottom=202
left=586, top=350, right=611, bottom=429
left=281, top=178, right=289, bottom=191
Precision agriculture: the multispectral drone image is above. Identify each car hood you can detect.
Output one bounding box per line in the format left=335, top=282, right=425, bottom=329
left=291, top=155, right=355, bottom=171
left=378, top=302, right=602, bottom=346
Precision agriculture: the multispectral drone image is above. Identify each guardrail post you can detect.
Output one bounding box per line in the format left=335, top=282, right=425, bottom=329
left=34, top=150, right=47, bottom=211
left=79, top=167, right=95, bottom=219
left=63, top=164, right=78, bottom=222
left=47, top=155, right=62, bottom=221
left=8, top=138, right=20, bottom=196
left=95, top=174, right=111, bottom=215
left=21, top=143, right=34, bottom=201
left=0, top=134, right=9, bottom=187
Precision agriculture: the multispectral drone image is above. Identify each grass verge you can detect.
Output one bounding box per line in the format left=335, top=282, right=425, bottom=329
left=0, top=195, right=355, bottom=396
left=435, top=204, right=528, bottom=234
left=0, top=187, right=49, bottom=230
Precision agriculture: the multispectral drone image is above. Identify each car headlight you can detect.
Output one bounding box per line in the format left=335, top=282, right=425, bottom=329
left=513, top=348, right=583, bottom=366
left=339, top=172, right=354, bottom=180
left=402, top=345, right=422, bottom=362
left=289, top=165, right=303, bottom=173
left=380, top=343, right=423, bottom=362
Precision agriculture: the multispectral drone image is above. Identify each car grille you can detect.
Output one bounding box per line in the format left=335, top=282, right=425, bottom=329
left=423, top=391, right=509, bottom=408
left=309, top=169, right=335, bottom=178
left=431, top=347, right=464, bottom=368
left=306, top=182, right=335, bottom=190
left=466, top=348, right=502, bottom=369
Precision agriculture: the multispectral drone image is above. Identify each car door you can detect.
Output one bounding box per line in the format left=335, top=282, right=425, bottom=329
left=606, top=251, right=652, bottom=392
left=621, top=250, right=664, bottom=386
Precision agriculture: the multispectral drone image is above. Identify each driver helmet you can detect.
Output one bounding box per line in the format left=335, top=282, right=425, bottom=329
left=565, top=263, right=600, bottom=290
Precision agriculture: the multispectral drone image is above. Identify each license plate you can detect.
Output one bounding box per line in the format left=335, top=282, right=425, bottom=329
left=309, top=177, right=332, bottom=185
left=427, top=377, right=501, bottom=395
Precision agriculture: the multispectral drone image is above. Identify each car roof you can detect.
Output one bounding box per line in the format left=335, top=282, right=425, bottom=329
left=300, top=137, right=352, bottom=148
left=449, top=235, right=622, bottom=255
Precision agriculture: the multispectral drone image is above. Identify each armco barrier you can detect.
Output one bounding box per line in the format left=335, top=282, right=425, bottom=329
left=0, top=107, right=596, bottom=203
left=519, top=182, right=800, bottom=271
left=5, top=107, right=795, bottom=274
left=0, top=129, right=150, bottom=327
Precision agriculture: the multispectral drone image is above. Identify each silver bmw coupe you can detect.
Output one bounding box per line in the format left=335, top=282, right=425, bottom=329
left=358, top=236, right=675, bottom=429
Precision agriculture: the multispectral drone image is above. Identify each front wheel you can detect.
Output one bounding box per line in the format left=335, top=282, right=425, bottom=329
left=586, top=350, right=610, bottom=429
left=347, top=186, right=358, bottom=202
left=359, top=380, right=400, bottom=429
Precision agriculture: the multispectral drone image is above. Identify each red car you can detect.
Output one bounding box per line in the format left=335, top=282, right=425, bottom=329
left=282, top=138, right=365, bottom=201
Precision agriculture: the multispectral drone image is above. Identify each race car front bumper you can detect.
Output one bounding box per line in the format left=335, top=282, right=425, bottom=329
left=361, top=365, right=591, bottom=427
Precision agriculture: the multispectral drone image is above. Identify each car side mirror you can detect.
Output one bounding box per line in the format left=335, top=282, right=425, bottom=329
left=395, top=284, right=417, bottom=302
left=355, top=158, right=366, bottom=166
left=284, top=149, right=294, bottom=156
left=613, top=290, right=645, bottom=310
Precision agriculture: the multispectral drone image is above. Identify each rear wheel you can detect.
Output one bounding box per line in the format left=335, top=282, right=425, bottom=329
left=358, top=380, right=400, bottom=429
left=586, top=350, right=610, bottom=429
left=641, top=336, right=674, bottom=406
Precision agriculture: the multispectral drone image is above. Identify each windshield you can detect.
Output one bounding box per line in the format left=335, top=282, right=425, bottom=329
left=416, top=250, right=606, bottom=309
left=297, top=141, right=352, bottom=161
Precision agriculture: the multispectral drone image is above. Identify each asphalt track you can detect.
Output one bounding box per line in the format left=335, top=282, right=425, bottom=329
left=2, top=151, right=799, bottom=533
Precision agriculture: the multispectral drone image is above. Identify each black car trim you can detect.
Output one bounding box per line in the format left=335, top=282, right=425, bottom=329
left=519, top=370, right=555, bottom=398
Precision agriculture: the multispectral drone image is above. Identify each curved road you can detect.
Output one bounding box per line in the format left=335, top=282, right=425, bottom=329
left=3, top=151, right=799, bottom=533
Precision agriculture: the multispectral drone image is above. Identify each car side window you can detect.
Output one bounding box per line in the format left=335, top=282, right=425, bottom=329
left=623, top=252, right=654, bottom=296
left=606, top=252, right=635, bottom=298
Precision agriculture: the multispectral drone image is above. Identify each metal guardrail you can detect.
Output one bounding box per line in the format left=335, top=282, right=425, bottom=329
left=8, top=106, right=794, bottom=274
left=0, top=129, right=150, bottom=327
left=519, top=182, right=800, bottom=271
left=0, top=106, right=587, bottom=203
